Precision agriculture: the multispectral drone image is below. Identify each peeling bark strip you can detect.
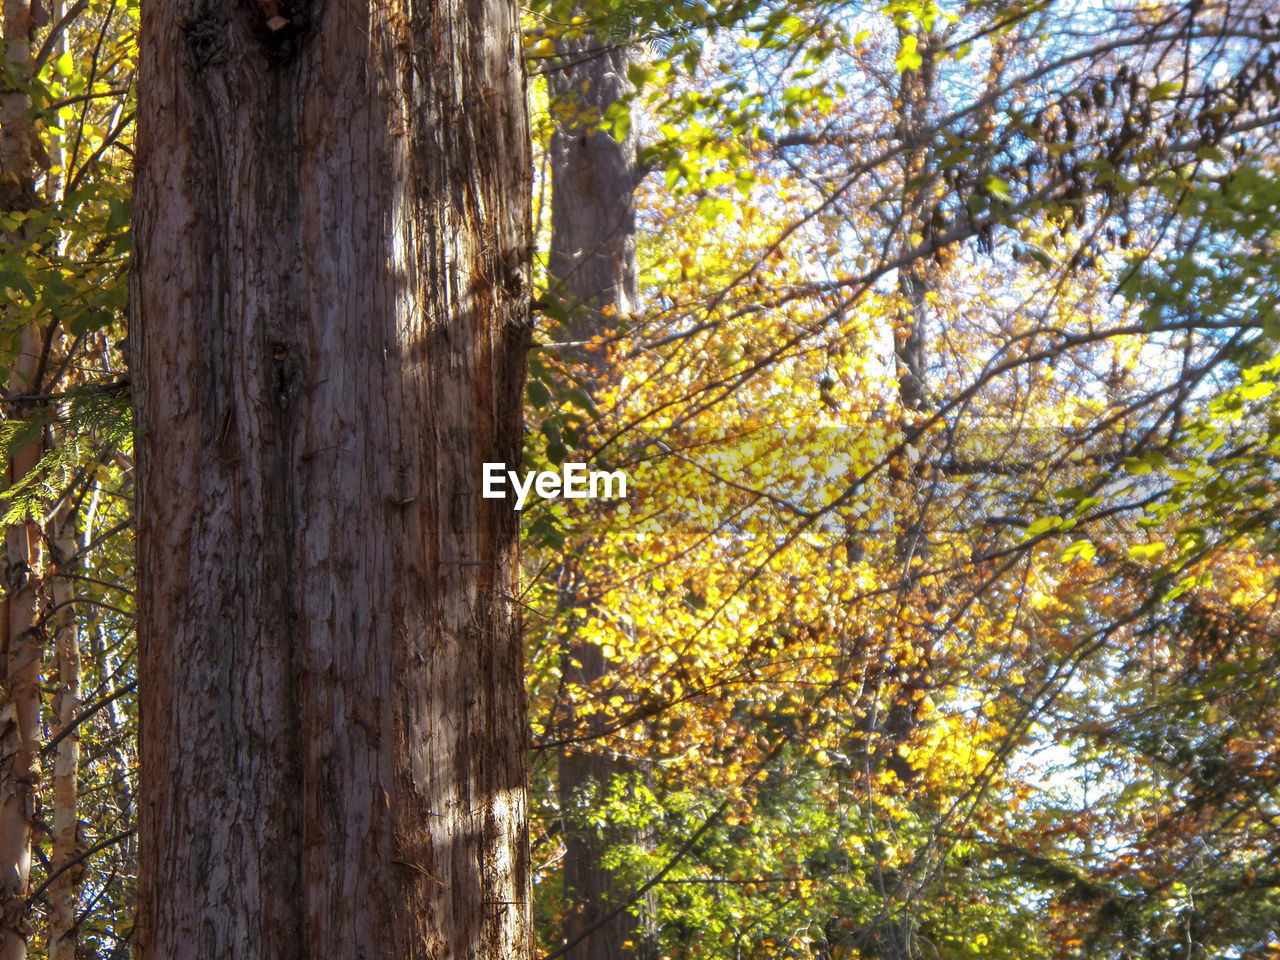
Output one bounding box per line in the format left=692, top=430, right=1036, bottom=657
left=131, top=1, right=533, bottom=958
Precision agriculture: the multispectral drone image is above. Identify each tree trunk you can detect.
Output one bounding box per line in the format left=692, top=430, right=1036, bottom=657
left=0, top=329, right=43, bottom=960
left=131, top=2, right=533, bottom=958
left=46, top=510, right=80, bottom=960
left=43, top=10, right=79, bottom=953
left=546, top=30, right=656, bottom=960
left=892, top=26, right=936, bottom=419
left=546, top=33, right=637, bottom=347
left=1, top=3, right=45, bottom=952
left=1, top=0, right=38, bottom=209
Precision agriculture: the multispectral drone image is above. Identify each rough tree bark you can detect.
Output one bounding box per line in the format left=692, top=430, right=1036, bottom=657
left=131, top=1, right=533, bottom=958
left=0, top=0, right=38, bottom=203
left=545, top=28, right=655, bottom=960
left=1, top=1, right=46, bottom=954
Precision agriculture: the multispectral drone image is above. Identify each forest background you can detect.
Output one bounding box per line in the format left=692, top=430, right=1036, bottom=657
left=0, top=0, right=1278, bottom=958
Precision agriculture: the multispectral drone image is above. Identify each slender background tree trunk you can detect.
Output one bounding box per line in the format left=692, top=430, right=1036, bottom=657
left=547, top=32, right=638, bottom=345
left=132, top=1, right=533, bottom=957
left=546, top=28, right=656, bottom=960
left=43, top=9, right=80, bottom=954
left=46, top=508, right=80, bottom=960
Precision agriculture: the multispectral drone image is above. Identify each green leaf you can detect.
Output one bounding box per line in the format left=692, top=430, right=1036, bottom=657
left=983, top=174, right=1012, bottom=202
left=1025, top=516, right=1063, bottom=537
left=107, top=197, right=130, bottom=230
left=535, top=298, right=568, bottom=324
left=1061, top=540, right=1097, bottom=562
left=627, top=63, right=658, bottom=88
left=0, top=271, right=36, bottom=300
left=895, top=35, right=923, bottom=72
left=610, top=109, right=632, bottom=142
left=69, top=310, right=115, bottom=336
left=527, top=380, right=550, bottom=409
left=41, top=275, right=76, bottom=308
left=565, top=388, right=599, bottom=418
left=1128, top=542, right=1167, bottom=562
